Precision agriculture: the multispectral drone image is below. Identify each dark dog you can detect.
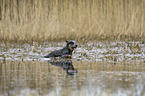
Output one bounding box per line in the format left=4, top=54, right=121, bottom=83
left=44, top=40, right=78, bottom=58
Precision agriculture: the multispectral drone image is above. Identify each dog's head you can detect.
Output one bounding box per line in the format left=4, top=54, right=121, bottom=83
left=66, top=40, right=78, bottom=51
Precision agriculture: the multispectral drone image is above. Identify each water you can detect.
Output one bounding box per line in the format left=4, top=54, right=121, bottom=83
left=0, top=41, right=144, bottom=62
left=0, top=41, right=145, bottom=96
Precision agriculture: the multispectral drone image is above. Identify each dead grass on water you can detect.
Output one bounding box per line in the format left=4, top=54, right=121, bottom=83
left=0, top=0, right=145, bottom=43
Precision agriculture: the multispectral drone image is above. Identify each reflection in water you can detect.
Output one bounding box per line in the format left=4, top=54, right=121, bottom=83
left=0, top=60, right=144, bottom=96
left=48, top=59, right=78, bottom=75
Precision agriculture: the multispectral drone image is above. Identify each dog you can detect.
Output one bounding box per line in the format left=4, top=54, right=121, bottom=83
left=44, top=40, right=78, bottom=58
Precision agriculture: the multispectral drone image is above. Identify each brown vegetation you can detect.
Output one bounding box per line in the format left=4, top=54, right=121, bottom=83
left=0, top=0, right=145, bottom=43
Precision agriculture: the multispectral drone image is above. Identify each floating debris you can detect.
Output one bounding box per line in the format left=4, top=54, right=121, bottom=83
left=0, top=41, right=144, bottom=62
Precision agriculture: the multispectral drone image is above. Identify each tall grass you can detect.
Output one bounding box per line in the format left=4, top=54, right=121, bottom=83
left=0, top=0, right=145, bottom=43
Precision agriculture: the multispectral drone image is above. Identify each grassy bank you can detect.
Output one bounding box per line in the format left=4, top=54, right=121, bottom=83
left=0, top=0, right=145, bottom=43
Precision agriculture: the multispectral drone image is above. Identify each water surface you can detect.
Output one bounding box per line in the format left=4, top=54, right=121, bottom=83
left=0, top=41, right=145, bottom=62
left=0, top=60, right=145, bottom=96
left=0, top=41, right=145, bottom=96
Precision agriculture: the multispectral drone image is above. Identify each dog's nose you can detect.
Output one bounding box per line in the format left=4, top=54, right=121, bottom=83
left=76, top=44, right=78, bottom=47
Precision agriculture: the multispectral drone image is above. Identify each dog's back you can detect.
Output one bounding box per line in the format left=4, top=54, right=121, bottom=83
left=44, top=47, right=70, bottom=58
left=44, top=40, right=78, bottom=58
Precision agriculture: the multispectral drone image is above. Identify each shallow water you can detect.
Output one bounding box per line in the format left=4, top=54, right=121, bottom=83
left=0, top=41, right=145, bottom=96
left=0, top=60, right=145, bottom=96
left=0, top=41, right=145, bottom=62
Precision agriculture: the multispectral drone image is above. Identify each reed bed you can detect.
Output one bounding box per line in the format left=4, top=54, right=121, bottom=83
left=0, top=0, right=145, bottom=43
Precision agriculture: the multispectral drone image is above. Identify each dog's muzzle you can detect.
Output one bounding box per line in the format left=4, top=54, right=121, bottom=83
left=73, top=44, right=78, bottom=49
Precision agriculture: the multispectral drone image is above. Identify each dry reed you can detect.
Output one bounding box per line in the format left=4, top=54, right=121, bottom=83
left=0, top=0, right=145, bottom=43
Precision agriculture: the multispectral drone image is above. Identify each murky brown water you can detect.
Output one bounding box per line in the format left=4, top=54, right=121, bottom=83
left=0, top=41, right=145, bottom=96
left=0, top=60, right=145, bottom=96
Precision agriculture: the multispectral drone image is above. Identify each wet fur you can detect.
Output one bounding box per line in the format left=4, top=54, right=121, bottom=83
left=44, top=40, right=77, bottom=58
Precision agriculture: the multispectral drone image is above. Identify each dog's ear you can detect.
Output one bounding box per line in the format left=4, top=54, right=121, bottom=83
left=65, top=40, right=69, bottom=43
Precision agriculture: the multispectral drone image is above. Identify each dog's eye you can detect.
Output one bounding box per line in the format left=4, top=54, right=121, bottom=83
left=70, top=42, right=74, bottom=44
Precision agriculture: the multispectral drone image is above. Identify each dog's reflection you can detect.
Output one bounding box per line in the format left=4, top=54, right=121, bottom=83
left=48, top=59, right=78, bottom=75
